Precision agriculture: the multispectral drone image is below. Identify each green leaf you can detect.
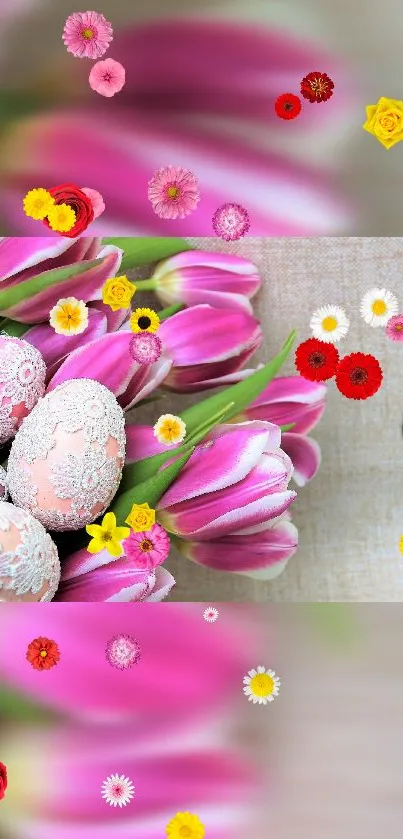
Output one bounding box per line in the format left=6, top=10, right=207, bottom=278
left=0, top=258, right=100, bottom=313
left=158, top=303, right=184, bottom=321
left=0, top=318, right=30, bottom=338
left=0, top=686, right=60, bottom=723
left=102, top=238, right=191, bottom=273
left=110, top=448, right=194, bottom=525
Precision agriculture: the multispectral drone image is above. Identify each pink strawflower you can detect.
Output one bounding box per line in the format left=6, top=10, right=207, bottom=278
left=62, top=11, right=113, bottom=60
left=89, top=58, right=126, bottom=98
left=123, top=523, right=170, bottom=570
left=130, top=332, right=162, bottom=364
left=212, top=203, right=250, bottom=241
left=148, top=165, right=200, bottom=220
left=386, top=313, right=403, bottom=342
left=81, top=187, right=105, bottom=219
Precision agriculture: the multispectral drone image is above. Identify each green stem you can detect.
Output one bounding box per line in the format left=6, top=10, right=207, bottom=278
left=159, top=303, right=184, bottom=321
left=0, top=318, right=30, bottom=338
left=134, top=278, right=157, bottom=291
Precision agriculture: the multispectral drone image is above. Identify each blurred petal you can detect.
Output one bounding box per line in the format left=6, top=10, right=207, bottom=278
left=281, top=431, right=321, bottom=486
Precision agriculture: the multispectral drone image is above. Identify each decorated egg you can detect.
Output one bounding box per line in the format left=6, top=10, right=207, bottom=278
left=0, top=465, right=8, bottom=500
left=0, top=501, right=60, bottom=601
left=7, top=378, right=126, bottom=531
left=0, top=335, right=46, bottom=444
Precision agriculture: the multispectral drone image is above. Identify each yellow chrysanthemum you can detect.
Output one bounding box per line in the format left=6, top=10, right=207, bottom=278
left=130, top=307, right=160, bottom=334
left=125, top=502, right=156, bottom=532
left=86, top=512, right=130, bottom=558
left=154, top=414, right=186, bottom=446
left=23, top=188, right=55, bottom=220
left=49, top=297, right=89, bottom=336
left=47, top=202, right=76, bottom=232
left=166, top=811, right=205, bottom=839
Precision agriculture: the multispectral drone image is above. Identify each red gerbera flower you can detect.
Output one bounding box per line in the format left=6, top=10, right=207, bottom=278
left=300, top=71, right=334, bottom=103
left=0, top=762, right=7, bottom=801
left=274, top=93, right=302, bottom=120
left=295, top=337, right=339, bottom=382
left=26, top=637, right=60, bottom=671
left=335, top=352, right=383, bottom=400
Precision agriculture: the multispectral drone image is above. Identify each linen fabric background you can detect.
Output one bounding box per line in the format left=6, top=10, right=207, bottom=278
left=136, top=237, right=402, bottom=602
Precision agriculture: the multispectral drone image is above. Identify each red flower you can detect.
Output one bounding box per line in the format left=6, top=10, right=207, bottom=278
left=300, top=71, right=334, bottom=103
left=295, top=337, right=339, bottom=382
left=274, top=93, right=302, bottom=120
left=26, top=637, right=60, bottom=671
left=335, top=352, right=383, bottom=400
left=43, top=183, right=94, bottom=237
left=0, top=762, right=7, bottom=801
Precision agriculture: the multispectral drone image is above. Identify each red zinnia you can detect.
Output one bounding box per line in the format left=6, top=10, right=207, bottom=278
left=274, top=93, right=302, bottom=120
left=0, top=762, right=7, bottom=801
left=335, top=352, right=383, bottom=400
left=295, top=337, right=339, bottom=382
left=26, top=637, right=60, bottom=671
left=43, top=183, right=94, bottom=237
left=300, top=71, right=334, bottom=103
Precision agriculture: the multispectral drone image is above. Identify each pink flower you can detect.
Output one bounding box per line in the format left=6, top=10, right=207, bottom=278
left=122, top=523, right=170, bottom=571
left=130, top=332, right=162, bottom=364
left=89, top=58, right=126, bottom=98
left=62, top=11, right=113, bottom=60
left=148, top=165, right=200, bottom=220
left=212, top=203, right=251, bottom=240
left=386, top=313, right=403, bottom=342
left=81, top=187, right=105, bottom=219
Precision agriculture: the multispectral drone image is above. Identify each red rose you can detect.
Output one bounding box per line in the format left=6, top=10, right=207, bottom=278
left=0, top=762, right=8, bottom=801
left=43, top=183, right=94, bottom=237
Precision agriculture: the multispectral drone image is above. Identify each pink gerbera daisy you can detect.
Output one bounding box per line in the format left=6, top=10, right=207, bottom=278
left=386, top=313, right=403, bottom=342
left=148, top=166, right=200, bottom=220
left=89, top=58, right=126, bottom=98
left=122, top=523, right=170, bottom=570
left=62, top=11, right=113, bottom=60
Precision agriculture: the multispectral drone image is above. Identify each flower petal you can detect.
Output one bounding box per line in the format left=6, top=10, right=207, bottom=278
left=242, top=375, right=327, bottom=434
left=159, top=304, right=262, bottom=365
left=0, top=237, right=80, bottom=282
left=24, top=307, right=107, bottom=378
left=280, top=432, right=321, bottom=486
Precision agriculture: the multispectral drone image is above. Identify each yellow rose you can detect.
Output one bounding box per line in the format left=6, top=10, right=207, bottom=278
left=125, top=502, right=156, bottom=532
left=363, top=97, right=403, bottom=149
left=102, top=276, right=136, bottom=311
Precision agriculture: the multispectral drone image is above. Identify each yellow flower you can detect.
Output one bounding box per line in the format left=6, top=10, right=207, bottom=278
left=125, top=502, right=156, bottom=532
left=102, top=276, right=136, bottom=312
left=49, top=297, right=89, bottom=336
left=47, top=203, right=76, bottom=232
left=130, top=307, right=160, bottom=334
left=154, top=414, right=186, bottom=446
left=399, top=536, right=403, bottom=555
left=166, top=812, right=205, bottom=839
left=23, top=188, right=55, bottom=220
left=363, top=97, right=403, bottom=149
left=86, top=512, right=130, bottom=558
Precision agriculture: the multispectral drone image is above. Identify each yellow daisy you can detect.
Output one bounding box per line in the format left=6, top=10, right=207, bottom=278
left=125, top=502, right=156, bottom=532
left=23, top=188, right=55, bottom=220
left=47, top=203, right=76, bottom=233
left=243, top=666, right=280, bottom=705
left=130, top=307, right=160, bottom=334
left=49, top=297, right=89, bottom=336
left=166, top=811, right=205, bottom=839
left=86, top=512, right=130, bottom=558
left=154, top=414, right=186, bottom=446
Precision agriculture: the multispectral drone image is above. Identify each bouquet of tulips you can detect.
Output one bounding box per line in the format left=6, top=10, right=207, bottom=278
left=0, top=236, right=326, bottom=601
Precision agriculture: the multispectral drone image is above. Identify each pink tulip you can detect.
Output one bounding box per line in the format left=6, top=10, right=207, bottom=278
left=157, top=304, right=262, bottom=393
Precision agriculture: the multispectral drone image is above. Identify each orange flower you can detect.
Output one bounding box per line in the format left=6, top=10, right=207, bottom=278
left=26, top=637, right=60, bottom=671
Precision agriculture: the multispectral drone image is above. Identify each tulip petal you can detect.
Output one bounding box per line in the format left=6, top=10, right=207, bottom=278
left=56, top=553, right=154, bottom=602
left=244, top=375, right=327, bottom=434
left=125, top=424, right=167, bottom=463
left=281, top=432, right=321, bottom=487
left=159, top=304, right=262, bottom=365
left=145, top=566, right=176, bottom=601
left=0, top=237, right=79, bottom=282
left=24, top=307, right=108, bottom=378
left=162, top=343, right=262, bottom=393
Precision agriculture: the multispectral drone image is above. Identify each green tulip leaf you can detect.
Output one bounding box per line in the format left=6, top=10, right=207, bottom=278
left=110, top=448, right=194, bottom=525
left=102, top=238, right=191, bottom=273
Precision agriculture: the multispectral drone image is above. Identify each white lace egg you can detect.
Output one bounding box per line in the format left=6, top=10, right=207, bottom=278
left=0, top=334, right=46, bottom=444
left=0, top=501, right=60, bottom=601
left=7, top=378, right=126, bottom=532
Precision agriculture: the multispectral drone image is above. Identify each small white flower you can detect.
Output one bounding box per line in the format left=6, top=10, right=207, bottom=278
left=243, top=666, right=280, bottom=705
left=310, top=304, right=350, bottom=343
left=203, top=607, right=219, bottom=622
left=153, top=414, right=186, bottom=446
left=101, top=773, right=135, bottom=807
left=360, top=287, right=398, bottom=327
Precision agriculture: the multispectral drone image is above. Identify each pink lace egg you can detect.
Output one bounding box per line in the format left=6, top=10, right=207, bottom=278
left=0, top=335, right=46, bottom=445
left=0, top=501, right=60, bottom=602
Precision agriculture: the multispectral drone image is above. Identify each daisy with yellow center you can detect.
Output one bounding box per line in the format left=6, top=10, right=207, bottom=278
left=310, top=304, right=350, bottom=343
left=243, top=666, right=280, bottom=705
left=360, top=287, right=399, bottom=327
left=47, top=202, right=76, bottom=233
left=49, top=297, right=89, bottom=336
left=130, top=307, right=160, bottom=334
left=154, top=414, right=186, bottom=446
left=23, top=188, right=55, bottom=220
left=86, top=512, right=130, bottom=558
left=166, top=811, right=205, bottom=839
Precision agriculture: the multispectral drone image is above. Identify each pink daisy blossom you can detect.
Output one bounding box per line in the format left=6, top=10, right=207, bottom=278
left=130, top=332, right=162, bottom=364
left=212, top=203, right=250, bottom=241
left=62, top=11, right=113, bottom=60
left=122, top=523, right=170, bottom=571
left=105, top=634, right=141, bottom=670
left=386, top=314, right=403, bottom=342
left=89, top=58, right=126, bottom=98
left=148, top=165, right=200, bottom=220
left=81, top=187, right=105, bottom=219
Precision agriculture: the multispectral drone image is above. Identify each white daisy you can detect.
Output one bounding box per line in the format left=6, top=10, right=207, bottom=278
left=243, top=666, right=280, bottom=705
left=101, top=774, right=135, bottom=807
left=310, top=304, right=350, bottom=343
left=203, top=607, right=219, bottom=622
left=360, top=287, right=398, bottom=327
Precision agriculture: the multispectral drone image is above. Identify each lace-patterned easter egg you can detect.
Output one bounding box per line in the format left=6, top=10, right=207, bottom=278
left=7, top=378, right=126, bottom=532
left=0, top=501, right=60, bottom=601
left=0, top=335, right=46, bottom=445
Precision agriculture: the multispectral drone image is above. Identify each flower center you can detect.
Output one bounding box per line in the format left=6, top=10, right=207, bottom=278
left=82, top=28, right=94, bottom=39
left=250, top=673, right=274, bottom=697
left=308, top=351, right=326, bottom=368
left=372, top=299, right=387, bottom=315
left=179, top=828, right=192, bottom=837
left=138, top=316, right=151, bottom=330
left=322, top=316, right=338, bottom=332
left=140, top=539, right=153, bottom=552
left=40, top=649, right=47, bottom=658
left=350, top=366, right=368, bottom=384
left=167, top=186, right=179, bottom=199
left=102, top=531, right=112, bottom=543
left=284, top=101, right=293, bottom=111
left=395, top=323, right=403, bottom=331
left=310, top=76, right=327, bottom=93
left=103, top=72, right=112, bottom=82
